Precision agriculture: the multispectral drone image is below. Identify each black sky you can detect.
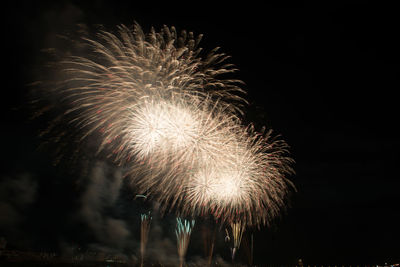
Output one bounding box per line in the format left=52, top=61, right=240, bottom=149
left=2, top=1, right=400, bottom=266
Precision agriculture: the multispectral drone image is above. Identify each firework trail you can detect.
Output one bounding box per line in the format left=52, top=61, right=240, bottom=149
left=241, top=231, right=254, bottom=266
left=36, top=22, right=294, bottom=230
left=140, top=212, right=151, bottom=267
left=201, top=219, right=216, bottom=267
left=227, top=221, right=246, bottom=261
left=175, top=217, right=195, bottom=267
left=134, top=194, right=151, bottom=266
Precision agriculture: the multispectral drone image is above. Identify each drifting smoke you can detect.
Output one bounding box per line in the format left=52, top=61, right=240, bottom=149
left=0, top=173, right=37, bottom=248
left=78, top=162, right=131, bottom=249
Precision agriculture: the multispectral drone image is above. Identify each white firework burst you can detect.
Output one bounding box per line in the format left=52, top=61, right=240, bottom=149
left=36, top=22, right=294, bottom=228
left=184, top=126, right=294, bottom=226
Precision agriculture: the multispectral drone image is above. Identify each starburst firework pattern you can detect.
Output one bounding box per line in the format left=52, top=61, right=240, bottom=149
left=35, top=22, right=294, bottom=228
left=184, top=126, right=294, bottom=226
left=36, top=22, right=245, bottom=161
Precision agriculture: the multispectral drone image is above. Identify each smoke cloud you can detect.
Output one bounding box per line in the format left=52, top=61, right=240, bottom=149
left=0, top=173, right=37, bottom=247
left=78, top=162, right=131, bottom=249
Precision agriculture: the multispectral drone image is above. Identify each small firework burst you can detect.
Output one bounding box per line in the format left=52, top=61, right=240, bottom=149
left=175, top=217, right=195, bottom=267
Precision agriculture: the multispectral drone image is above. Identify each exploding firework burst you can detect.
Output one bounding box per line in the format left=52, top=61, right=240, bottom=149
left=124, top=100, right=244, bottom=213
left=36, top=21, right=244, bottom=193
left=184, top=126, right=294, bottom=227
left=35, top=22, right=294, bottom=229
left=35, top=22, right=245, bottom=162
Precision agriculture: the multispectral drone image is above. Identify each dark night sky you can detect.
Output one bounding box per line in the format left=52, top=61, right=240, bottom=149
left=1, top=1, right=399, bottom=266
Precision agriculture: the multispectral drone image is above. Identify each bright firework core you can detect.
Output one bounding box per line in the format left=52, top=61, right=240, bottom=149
left=196, top=168, right=245, bottom=203
left=126, top=98, right=200, bottom=158
left=190, top=150, right=250, bottom=206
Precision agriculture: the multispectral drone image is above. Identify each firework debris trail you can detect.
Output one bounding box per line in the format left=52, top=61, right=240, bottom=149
left=36, top=21, right=295, bottom=257
left=175, top=218, right=195, bottom=267
left=228, top=221, right=246, bottom=261
left=140, top=211, right=151, bottom=267
left=202, top=221, right=216, bottom=267
left=134, top=194, right=151, bottom=266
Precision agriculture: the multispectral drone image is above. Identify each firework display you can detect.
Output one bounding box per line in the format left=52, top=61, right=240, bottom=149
left=123, top=97, right=242, bottom=211
left=184, top=126, right=293, bottom=226
left=38, top=22, right=294, bottom=233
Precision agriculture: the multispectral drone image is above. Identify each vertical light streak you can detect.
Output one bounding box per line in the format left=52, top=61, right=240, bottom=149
left=175, top=217, right=195, bottom=267
left=202, top=222, right=216, bottom=267
left=229, top=221, right=246, bottom=261
left=140, top=211, right=151, bottom=267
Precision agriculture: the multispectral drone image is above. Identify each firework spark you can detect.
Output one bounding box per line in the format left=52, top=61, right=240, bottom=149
left=175, top=217, right=195, bottom=267
left=228, top=221, right=246, bottom=261
left=201, top=220, right=216, bottom=267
